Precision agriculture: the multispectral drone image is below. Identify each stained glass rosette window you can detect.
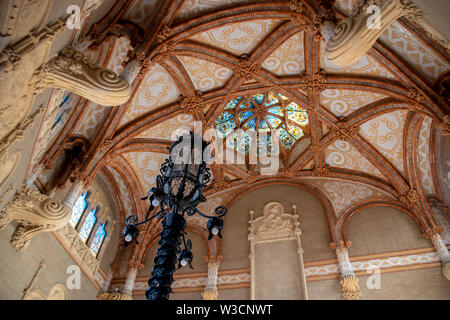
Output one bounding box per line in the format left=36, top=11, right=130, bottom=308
left=214, top=93, right=309, bottom=154
left=79, top=207, right=98, bottom=243
left=70, top=192, right=88, bottom=228
left=90, top=222, right=106, bottom=256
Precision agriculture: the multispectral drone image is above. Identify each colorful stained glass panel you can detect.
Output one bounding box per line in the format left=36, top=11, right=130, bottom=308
left=70, top=192, right=88, bottom=228
left=90, top=222, right=106, bottom=256
left=79, top=207, right=97, bottom=243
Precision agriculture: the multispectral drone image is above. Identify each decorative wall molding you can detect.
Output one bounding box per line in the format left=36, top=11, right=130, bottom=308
left=0, top=18, right=66, bottom=75
left=115, top=248, right=443, bottom=296
left=0, top=185, right=71, bottom=251
left=56, top=223, right=100, bottom=275
left=30, top=47, right=131, bottom=106
left=326, top=0, right=424, bottom=66
left=0, top=105, right=45, bottom=161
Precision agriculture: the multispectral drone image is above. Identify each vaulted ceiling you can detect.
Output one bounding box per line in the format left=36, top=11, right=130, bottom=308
left=48, top=0, right=449, bottom=252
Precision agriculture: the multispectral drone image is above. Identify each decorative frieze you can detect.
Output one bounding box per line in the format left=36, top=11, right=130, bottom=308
left=0, top=18, right=67, bottom=75
left=29, top=47, right=131, bottom=106
left=57, top=223, right=100, bottom=275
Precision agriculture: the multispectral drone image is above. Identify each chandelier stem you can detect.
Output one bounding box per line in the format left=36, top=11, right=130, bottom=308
left=145, top=209, right=186, bottom=301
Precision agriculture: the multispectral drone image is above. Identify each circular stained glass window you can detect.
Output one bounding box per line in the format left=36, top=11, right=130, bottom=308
left=214, top=93, right=309, bottom=154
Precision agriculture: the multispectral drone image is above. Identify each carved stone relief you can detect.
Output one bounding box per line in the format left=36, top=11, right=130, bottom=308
left=0, top=185, right=71, bottom=251
left=248, top=203, right=308, bottom=300
left=0, top=151, right=20, bottom=188
left=30, top=47, right=132, bottom=106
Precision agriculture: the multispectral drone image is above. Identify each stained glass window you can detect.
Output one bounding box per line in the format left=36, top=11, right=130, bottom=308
left=79, top=207, right=98, bottom=243
left=70, top=192, right=88, bottom=228
left=90, top=222, right=106, bottom=257
left=215, top=92, right=309, bottom=153
left=60, top=94, right=70, bottom=107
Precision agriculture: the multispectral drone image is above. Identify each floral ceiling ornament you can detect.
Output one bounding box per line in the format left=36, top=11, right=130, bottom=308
left=439, top=115, right=450, bottom=135
left=400, top=189, right=419, bottom=208
left=408, top=88, right=426, bottom=112
left=238, top=54, right=260, bottom=80
left=331, top=118, right=359, bottom=141
left=302, top=69, right=327, bottom=92
left=212, top=176, right=232, bottom=192
left=156, top=25, right=172, bottom=44
left=289, top=0, right=306, bottom=14
left=313, top=165, right=332, bottom=177
left=136, top=54, right=152, bottom=80
left=179, top=91, right=204, bottom=115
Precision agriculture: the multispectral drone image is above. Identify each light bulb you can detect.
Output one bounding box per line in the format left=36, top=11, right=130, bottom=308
left=152, top=198, right=160, bottom=207
left=211, top=227, right=219, bottom=235
left=180, top=259, right=187, bottom=266
left=124, top=234, right=132, bottom=242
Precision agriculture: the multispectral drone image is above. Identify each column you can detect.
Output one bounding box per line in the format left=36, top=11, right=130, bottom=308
left=121, top=261, right=144, bottom=298
left=429, top=231, right=450, bottom=281
left=325, top=0, right=423, bottom=66
left=334, top=244, right=361, bottom=300
left=202, top=256, right=222, bottom=300
left=292, top=205, right=309, bottom=300
left=121, top=58, right=142, bottom=84
left=25, top=163, right=44, bottom=188
left=248, top=210, right=256, bottom=300
left=62, top=180, right=84, bottom=209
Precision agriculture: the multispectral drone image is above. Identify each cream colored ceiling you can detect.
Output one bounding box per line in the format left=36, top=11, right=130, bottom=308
left=262, top=31, right=305, bottom=76
left=189, top=19, right=282, bottom=56
left=86, top=0, right=449, bottom=222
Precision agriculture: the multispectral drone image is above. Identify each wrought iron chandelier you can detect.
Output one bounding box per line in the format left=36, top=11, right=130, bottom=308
left=121, top=131, right=227, bottom=301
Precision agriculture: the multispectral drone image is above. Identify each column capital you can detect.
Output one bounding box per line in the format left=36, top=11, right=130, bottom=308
left=330, top=240, right=352, bottom=251
left=340, top=274, right=361, bottom=300
left=127, top=260, right=145, bottom=271
left=202, top=288, right=219, bottom=300
left=203, top=255, right=223, bottom=265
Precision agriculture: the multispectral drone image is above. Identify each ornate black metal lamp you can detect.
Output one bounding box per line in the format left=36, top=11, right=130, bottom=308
left=121, top=132, right=227, bottom=301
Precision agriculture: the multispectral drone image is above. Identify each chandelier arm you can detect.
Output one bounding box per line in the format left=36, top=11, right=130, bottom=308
left=182, top=206, right=228, bottom=219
